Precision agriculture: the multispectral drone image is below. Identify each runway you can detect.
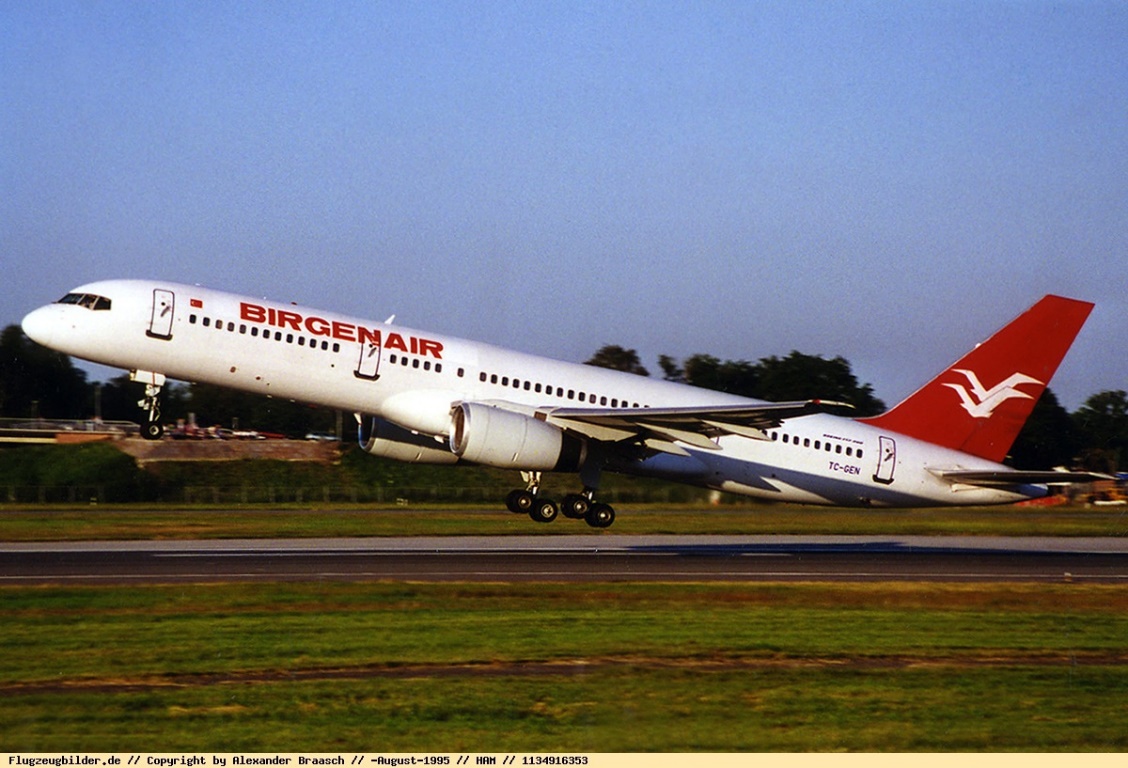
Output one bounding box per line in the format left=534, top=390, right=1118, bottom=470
left=2, top=535, right=1127, bottom=584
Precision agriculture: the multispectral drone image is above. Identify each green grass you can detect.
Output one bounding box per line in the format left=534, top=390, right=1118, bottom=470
left=1, top=503, right=1126, bottom=540
left=2, top=582, right=1126, bottom=751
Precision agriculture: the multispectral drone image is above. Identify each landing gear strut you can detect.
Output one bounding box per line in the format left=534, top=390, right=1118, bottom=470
left=504, top=473, right=615, bottom=528
left=132, top=370, right=167, bottom=441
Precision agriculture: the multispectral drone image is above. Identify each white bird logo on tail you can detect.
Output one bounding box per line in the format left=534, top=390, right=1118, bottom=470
left=942, top=369, right=1044, bottom=419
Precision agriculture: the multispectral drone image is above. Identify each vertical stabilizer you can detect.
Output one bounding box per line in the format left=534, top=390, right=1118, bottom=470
left=859, top=295, right=1093, bottom=462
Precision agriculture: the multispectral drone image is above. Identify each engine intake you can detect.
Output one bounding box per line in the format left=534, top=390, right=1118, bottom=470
left=450, top=403, right=585, bottom=471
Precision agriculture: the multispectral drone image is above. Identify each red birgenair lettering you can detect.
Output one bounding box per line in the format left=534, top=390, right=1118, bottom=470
left=331, top=320, right=356, bottom=342
left=357, top=326, right=381, bottom=347
left=237, top=301, right=442, bottom=358
left=384, top=332, right=408, bottom=352
left=276, top=309, right=302, bottom=331
left=418, top=338, right=444, bottom=358
left=305, top=316, right=330, bottom=336
left=241, top=303, right=266, bottom=323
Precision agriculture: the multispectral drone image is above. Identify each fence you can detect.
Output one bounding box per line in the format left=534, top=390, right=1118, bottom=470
left=3, top=483, right=711, bottom=506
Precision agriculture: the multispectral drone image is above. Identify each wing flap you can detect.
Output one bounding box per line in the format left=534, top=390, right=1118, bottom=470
left=540, top=399, right=850, bottom=450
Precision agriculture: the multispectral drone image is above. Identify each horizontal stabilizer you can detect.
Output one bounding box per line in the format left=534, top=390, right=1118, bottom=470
left=929, top=468, right=1112, bottom=487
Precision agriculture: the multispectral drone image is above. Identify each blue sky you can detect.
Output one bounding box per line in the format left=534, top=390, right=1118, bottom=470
left=3, top=1, right=1126, bottom=410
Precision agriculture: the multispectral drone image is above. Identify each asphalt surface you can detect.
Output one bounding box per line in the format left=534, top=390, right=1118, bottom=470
left=2, top=535, right=1127, bottom=584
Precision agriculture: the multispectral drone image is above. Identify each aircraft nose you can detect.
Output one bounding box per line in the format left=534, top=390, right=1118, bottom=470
left=21, top=306, right=59, bottom=348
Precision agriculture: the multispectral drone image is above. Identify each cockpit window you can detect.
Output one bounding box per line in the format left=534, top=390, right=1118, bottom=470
left=58, top=293, right=112, bottom=310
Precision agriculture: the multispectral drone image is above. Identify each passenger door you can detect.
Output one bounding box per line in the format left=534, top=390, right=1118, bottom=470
left=146, top=289, right=175, bottom=340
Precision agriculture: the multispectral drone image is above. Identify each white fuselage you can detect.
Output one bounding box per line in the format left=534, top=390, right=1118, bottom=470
left=21, top=279, right=1043, bottom=507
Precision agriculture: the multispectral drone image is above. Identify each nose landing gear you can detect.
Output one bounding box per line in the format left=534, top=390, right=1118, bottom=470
left=131, top=370, right=167, bottom=440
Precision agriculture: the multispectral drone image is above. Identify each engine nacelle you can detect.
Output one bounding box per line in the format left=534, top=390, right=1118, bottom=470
left=450, top=403, right=585, bottom=471
left=358, top=415, right=459, bottom=464
left=380, top=390, right=458, bottom=437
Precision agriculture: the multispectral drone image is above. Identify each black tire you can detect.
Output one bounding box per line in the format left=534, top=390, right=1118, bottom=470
left=506, top=489, right=535, bottom=514
left=143, top=421, right=164, bottom=441
left=585, top=503, right=615, bottom=529
left=529, top=498, right=559, bottom=524
left=561, top=493, right=590, bottom=519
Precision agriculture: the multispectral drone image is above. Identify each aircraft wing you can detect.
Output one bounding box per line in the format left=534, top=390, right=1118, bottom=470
left=538, top=400, right=852, bottom=457
left=929, top=469, right=1112, bottom=487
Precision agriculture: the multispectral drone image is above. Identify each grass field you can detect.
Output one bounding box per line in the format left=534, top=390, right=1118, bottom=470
left=2, top=581, right=1127, bottom=751
left=1, top=504, right=1126, bottom=751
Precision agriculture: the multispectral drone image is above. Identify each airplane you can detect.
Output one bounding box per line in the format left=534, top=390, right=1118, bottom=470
left=20, top=280, right=1104, bottom=528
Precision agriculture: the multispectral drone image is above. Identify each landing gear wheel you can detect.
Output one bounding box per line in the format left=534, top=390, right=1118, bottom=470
left=506, top=489, right=535, bottom=514
left=585, top=503, right=615, bottom=529
left=529, top=498, right=559, bottom=524
left=143, top=421, right=164, bottom=440
left=561, top=493, right=590, bottom=519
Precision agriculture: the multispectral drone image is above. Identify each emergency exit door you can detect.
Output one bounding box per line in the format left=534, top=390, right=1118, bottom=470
left=355, top=340, right=382, bottom=380
left=873, top=436, right=897, bottom=485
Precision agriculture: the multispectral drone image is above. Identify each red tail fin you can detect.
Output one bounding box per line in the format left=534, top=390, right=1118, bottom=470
left=860, top=295, right=1093, bottom=462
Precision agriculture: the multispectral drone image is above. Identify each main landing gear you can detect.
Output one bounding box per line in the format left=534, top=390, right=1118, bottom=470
left=505, top=472, right=616, bottom=529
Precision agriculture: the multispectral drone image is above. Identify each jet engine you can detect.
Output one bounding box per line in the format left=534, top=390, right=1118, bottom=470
left=450, top=402, right=585, bottom=471
left=357, top=415, right=459, bottom=464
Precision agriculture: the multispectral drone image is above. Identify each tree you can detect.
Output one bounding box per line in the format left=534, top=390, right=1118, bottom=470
left=658, top=348, right=885, bottom=415
left=1008, top=388, right=1081, bottom=469
left=754, top=351, right=885, bottom=416
left=1073, top=390, right=1128, bottom=472
left=0, top=325, right=89, bottom=419
left=657, top=354, right=684, bottom=383
left=584, top=345, right=649, bottom=376
left=681, top=354, right=761, bottom=398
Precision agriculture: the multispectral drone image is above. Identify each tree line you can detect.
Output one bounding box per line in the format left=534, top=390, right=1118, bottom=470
left=1, top=326, right=1124, bottom=472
